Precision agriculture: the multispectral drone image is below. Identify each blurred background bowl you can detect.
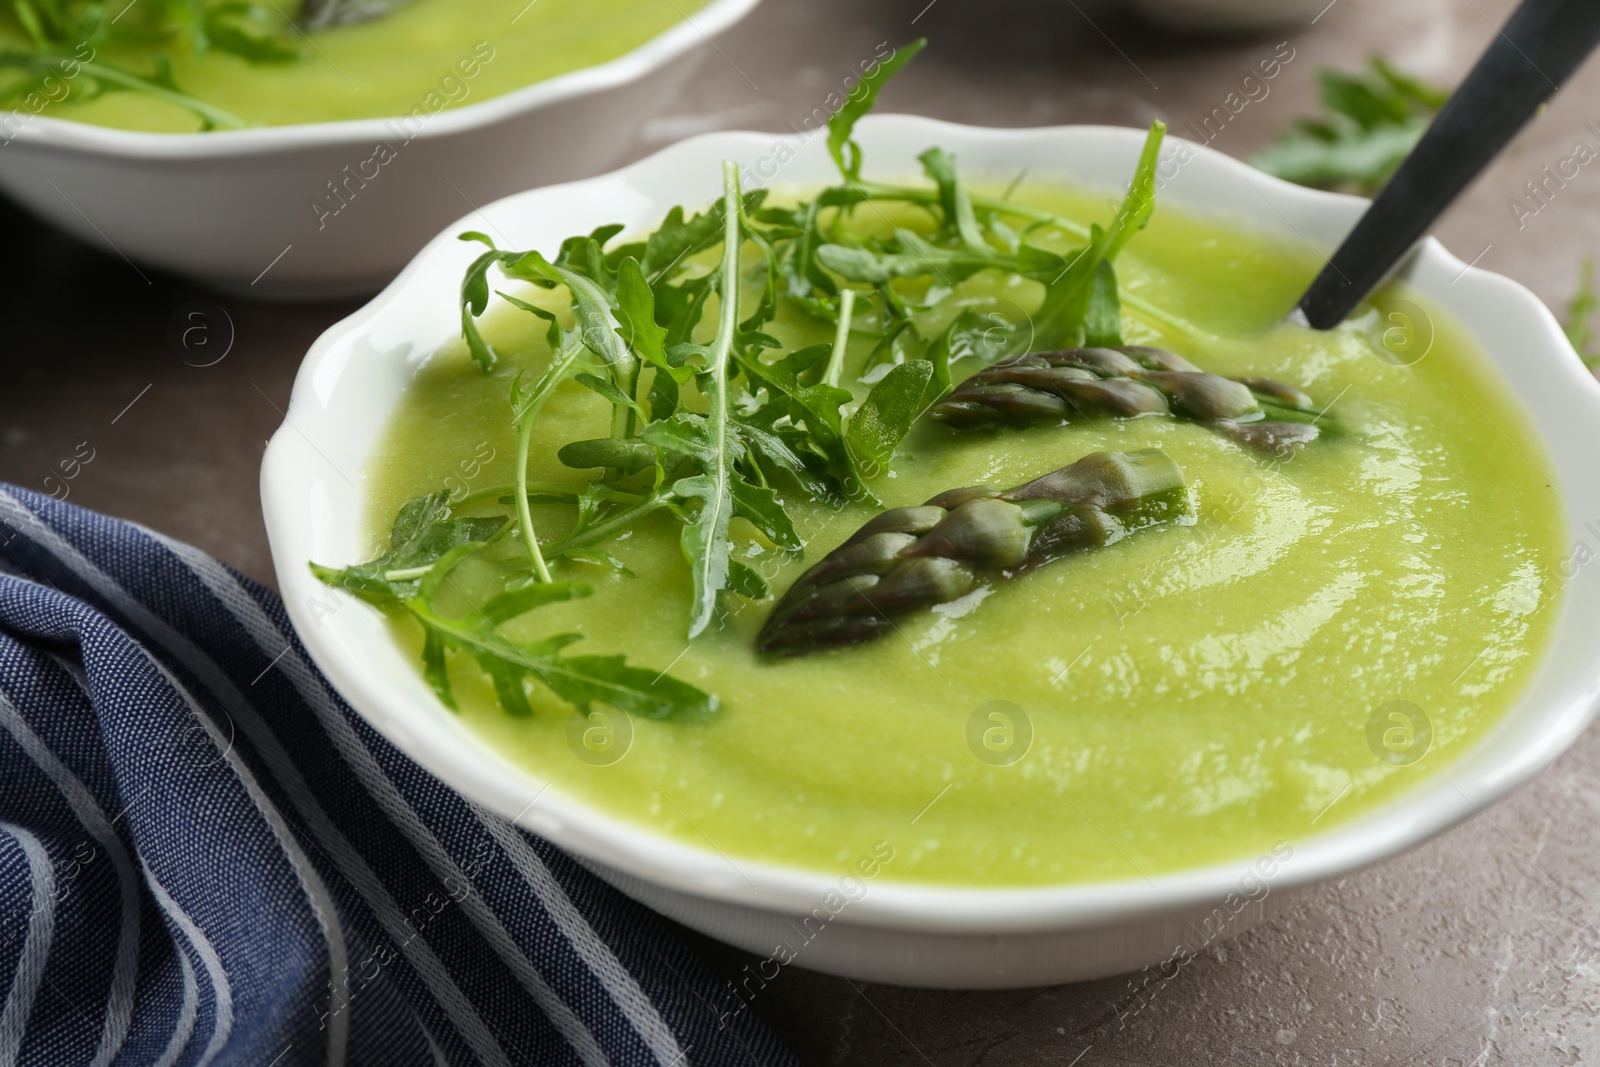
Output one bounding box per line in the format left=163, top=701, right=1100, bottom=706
left=0, top=0, right=762, bottom=300
left=1130, top=0, right=1327, bottom=33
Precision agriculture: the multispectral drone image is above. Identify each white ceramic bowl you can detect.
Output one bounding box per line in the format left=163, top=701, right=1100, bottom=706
left=0, top=0, right=760, bottom=299
left=261, top=115, right=1600, bottom=989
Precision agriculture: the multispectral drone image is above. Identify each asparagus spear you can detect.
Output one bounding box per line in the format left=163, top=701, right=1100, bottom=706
left=757, top=449, right=1192, bottom=655
left=299, top=0, right=410, bottom=29
left=931, top=346, right=1323, bottom=455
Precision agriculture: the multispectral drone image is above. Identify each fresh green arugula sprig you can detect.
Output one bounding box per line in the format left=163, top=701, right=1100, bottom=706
left=2, top=0, right=312, bottom=129
left=0, top=49, right=252, bottom=129
left=454, top=172, right=913, bottom=643
left=812, top=121, right=1165, bottom=354
left=331, top=40, right=1191, bottom=720
left=455, top=182, right=813, bottom=637
left=444, top=40, right=1181, bottom=641
left=1252, top=57, right=1450, bottom=195
left=12, top=0, right=303, bottom=61
left=311, top=492, right=717, bottom=720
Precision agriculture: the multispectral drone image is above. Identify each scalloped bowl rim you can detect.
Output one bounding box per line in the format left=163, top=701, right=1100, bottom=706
left=261, top=114, right=1600, bottom=936
left=3, top=0, right=763, bottom=158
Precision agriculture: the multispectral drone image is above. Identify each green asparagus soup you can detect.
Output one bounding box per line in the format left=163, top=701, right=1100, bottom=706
left=354, top=179, right=1564, bottom=887
left=0, top=0, right=709, bottom=133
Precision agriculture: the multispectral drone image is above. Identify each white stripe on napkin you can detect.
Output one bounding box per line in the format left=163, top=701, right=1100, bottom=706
left=0, top=490, right=357, bottom=1067
left=0, top=688, right=140, bottom=1067
left=141, top=863, right=217, bottom=1067
left=0, top=824, right=54, bottom=1067
left=163, top=538, right=622, bottom=1067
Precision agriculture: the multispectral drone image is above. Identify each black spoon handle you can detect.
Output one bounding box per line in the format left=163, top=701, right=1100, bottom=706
left=1296, top=0, right=1600, bottom=330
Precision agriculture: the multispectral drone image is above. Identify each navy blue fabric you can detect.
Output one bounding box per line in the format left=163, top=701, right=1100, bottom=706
left=0, top=484, right=794, bottom=1067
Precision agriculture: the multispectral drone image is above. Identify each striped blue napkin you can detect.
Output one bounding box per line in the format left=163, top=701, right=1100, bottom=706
left=0, top=484, right=796, bottom=1067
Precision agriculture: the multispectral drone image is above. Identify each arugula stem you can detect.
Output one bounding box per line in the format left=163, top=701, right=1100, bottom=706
left=623, top=365, right=642, bottom=438
left=1118, top=291, right=1218, bottom=344
left=510, top=338, right=588, bottom=582
left=0, top=54, right=253, bottom=129
left=543, top=494, right=671, bottom=557
left=449, top=481, right=644, bottom=511
left=851, top=180, right=1215, bottom=343
left=675, top=160, right=745, bottom=639
left=378, top=518, right=513, bottom=582
left=515, top=420, right=554, bottom=583
left=610, top=365, right=638, bottom=442
left=404, top=599, right=625, bottom=710
left=381, top=565, right=438, bottom=582
left=403, top=599, right=562, bottom=684
left=854, top=180, right=1089, bottom=238
left=708, top=162, right=741, bottom=464
left=825, top=288, right=857, bottom=388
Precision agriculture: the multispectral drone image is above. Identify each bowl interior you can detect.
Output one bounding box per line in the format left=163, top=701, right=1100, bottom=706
left=262, top=115, right=1600, bottom=932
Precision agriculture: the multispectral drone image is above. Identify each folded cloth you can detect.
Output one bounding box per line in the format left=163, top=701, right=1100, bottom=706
left=0, top=485, right=796, bottom=1067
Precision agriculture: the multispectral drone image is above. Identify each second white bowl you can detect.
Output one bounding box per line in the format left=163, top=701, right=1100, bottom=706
left=0, top=0, right=760, bottom=298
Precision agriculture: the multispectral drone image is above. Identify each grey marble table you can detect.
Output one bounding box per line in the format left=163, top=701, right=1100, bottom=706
left=4, top=0, right=1598, bottom=1061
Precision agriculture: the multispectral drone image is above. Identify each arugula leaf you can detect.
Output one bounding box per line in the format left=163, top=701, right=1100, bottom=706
left=309, top=491, right=503, bottom=601
left=919, top=147, right=986, bottom=251
left=729, top=478, right=801, bottom=551
left=0, top=49, right=254, bottom=130
left=808, top=113, right=1149, bottom=357
left=1032, top=121, right=1164, bottom=348
left=531, top=650, right=718, bottom=721
left=1253, top=57, right=1449, bottom=195
left=651, top=271, right=713, bottom=348
left=506, top=249, right=634, bottom=376
left=1371, top=56, right=1448, bottom=110
left=576, top=372, right=649, bottom=423
left=1083, top=260, right=1123, bottom=348
left=815, top=227, right=1071, bottom=290
left=311, top=492, right=715, bottom=720
left=646, top=369, right=680, bottom=422
left=668, top=469, right=733, bottom=635
left=1317, top=67, right=1411, bottom=128
left=615, top=257, right=677, bottom=376
left=200, top=2, right=302, bottom=63
left=480, top=579, right=591, bottom=625
left=464, top=231, right=659, bottom=512
left=727, top=560, right=769, bottom=600
left=815, top=229, right=1001, bottom=285
left=741, top=422, right=841, bottom=504
left=657, top=162, right=746, bottom=637
left=924, top=315, right=960, bottom=403
left=846, top=359, right=934, bottom=470
left=639, top=197, right=742, bottom=279
left=0, top=0, right=311, bottom=127
left=733, top=345, right=853, bottom=494
left=759, top=198, right=838, bottom=315
left=409, top=591, right=716, bottom=721
left=557, top=438, right=660, bottom=473
left=459, top=234, right=516, bottom=370
left=1251, top=121, right=1424, bottom=194
left=827, top=38, right=926, bottom=180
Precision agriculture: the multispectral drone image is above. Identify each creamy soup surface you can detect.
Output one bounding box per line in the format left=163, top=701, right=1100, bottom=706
left=1, top=0, right=710, bottom=132
left=361, top=181, right=1566, bottom=887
